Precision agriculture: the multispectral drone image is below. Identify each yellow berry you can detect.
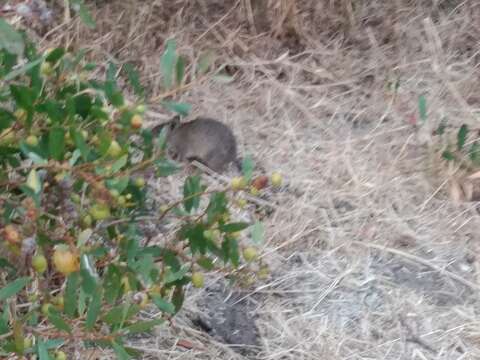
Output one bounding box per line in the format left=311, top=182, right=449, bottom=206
left=32, top=254, right=47, bottom=273
left=191, top=272, right=205, bottom=288
left=26, top=135, right=39, bottom=146
left=130, top=114, right=143, bottom=129
left=107, top=140, right=122, bottom=157
left=271, top=172, right=283, bottom=187
left=249, top=186, right=259, bottom=196
left=52, top=247, right=79, bottom=275
left=89, top=203, right=111, bottom=221
left=55, top=350, right=67, bottom=360
left=41, top=303, right=52, bottom=316
left=236, top=198, right=247, bottom=208
left=14, top=109, right=27, bottom=123
left=231, top=176, right=246, bottom=191
left=243, top=247, right=258, bottom=262
left=3, top=224, right=21, bottom=245
left=134, top=177, right=145, bottom=188
left=40, top=61, right=53, bottom=76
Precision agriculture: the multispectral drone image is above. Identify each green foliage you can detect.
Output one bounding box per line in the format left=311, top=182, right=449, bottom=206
left=0, top=22, right=269, bottom=359
left=435, top=120, right=480, bottom=170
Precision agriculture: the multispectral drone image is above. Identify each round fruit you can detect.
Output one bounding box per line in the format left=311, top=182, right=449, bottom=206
left=107, top=140, right=122, bottom=157
left=191, top=272, right=205, bottom=288
left=203, top=230, right=213, bottom=240
left=40, top=61, right=53, bottom=76
left=258, top=266, right=270, bottom=280
left=135, top=104, right=146, bottom=114
left=26, top=135, right=39, bottom=147
left=32, top=254, right=47, bottom=274
left=3, top=224, right=21, bottom=245
left=134, top=177, right=145, bottom=188
left=242, top=247, right=258, bottom=262
left=109, top=189, right=120, bottom=198
left=41, top=303, right=52, bottom=316
left=249, top=186, right=259, bottom=196
left=117, top=196, right=126, bottom=206
left=236, top=198, right=247, bottom=208
left=271, top=172, right=283, bottom=187
left=23, top=337, right=32, bottom=349
left=14, top=109, right=27, bottom=123
left=252, top=175, right=269, bottom=190
left=54, top=295, right=64, bottom=309
left=52, top=247, right=79, bottom=275
left=89, top=203, right=111, bottom=221
left=55, top=350, right=67, bottom=360
left=81, top=130, right=88, bottom=139
left=81, top=214, right=92, bottom=228
left=130, top=114, right=143, bottom=129
left=231, top=176, right=246, bottom=191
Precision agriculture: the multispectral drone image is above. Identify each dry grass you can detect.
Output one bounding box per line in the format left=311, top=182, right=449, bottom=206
left=31, top=0, right=480, bottom=358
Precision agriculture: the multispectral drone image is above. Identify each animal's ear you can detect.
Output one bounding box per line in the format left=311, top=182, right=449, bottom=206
left=170, top=115, right=181, bottom=130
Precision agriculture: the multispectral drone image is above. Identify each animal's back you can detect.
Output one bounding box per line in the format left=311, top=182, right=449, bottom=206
left=169, top=117, right=238, bottom=172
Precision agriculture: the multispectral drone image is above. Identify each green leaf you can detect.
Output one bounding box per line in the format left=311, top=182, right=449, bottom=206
left=176, top=56, right=185, bottom=85
left=104, top=265, right=121, bottom=305
left=250, top=221, right=264, bottom=245
left=46, top=307, right=72, bottom=334
left=219, top=222, right=250, bottom=233
left=242, top=154, right=254, bottom=182
left=164, top=265, right=189, bottom=284
left=161, top=100, right=191, bottom=116
left=103, top=304, right=139, bottom=326
left=418, top=94, right=427, bottom=123
left=72, top=0, right=96, bottom=29
left=0, top=109, right=15, bottom=131
left=48, top=127, right=65, bottom=161
left=442, top=150, right=455, bottom=161
left=470, top=142, right=480, bottom=166
left=206, top=192, right=228, bottom=223
left=197, top=257, right=214, bottom=270
left=64, top=273, right=79, bottom=318
left=71, top=129, right=90, bottom=160
left=228, top=237, right=239, bottom=267
left=151, top=294, right=176, bottom=315
left=181, top=223, right=208, bottom=255
left=160, top=39, right=177, bottom=89
left=45, top=48, right=65, bottom=64
left=4, top=57, right=43, bottom=81
left=183, top=175, right=202, bottom=213
left=104, top=81, right=124, bottom=108
left=105, top=177, right=129, bottom=194
left=73, top=93, right=92, bottom=119
left=0, top=277, right=30, bottom=301
left=80, top=254, right=99, bottom=295
left=0, top=18, right=24, bottom=56
left=457, top=124, right=468, bottom=151
left=172, top=285, right=184, bottom=313
left=123, top=63, right=144, bottom=97
left=10, top=85, right=35, bottom=111
left=122, top=318, right=164, bottom=335
left=36, top=338, right=51, bottom=360
left=111, top=341, right=132, bottom=360
left=111, top=155, right=128, bottom=173
left=85, top=286, right=103, bottom=330
left=155, top=159, right=181, bottom=177
left=197, top=50, right=215, bottom=75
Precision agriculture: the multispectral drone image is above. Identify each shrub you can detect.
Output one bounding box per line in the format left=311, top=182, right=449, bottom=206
left=0, top=20, right=268, bottom=359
